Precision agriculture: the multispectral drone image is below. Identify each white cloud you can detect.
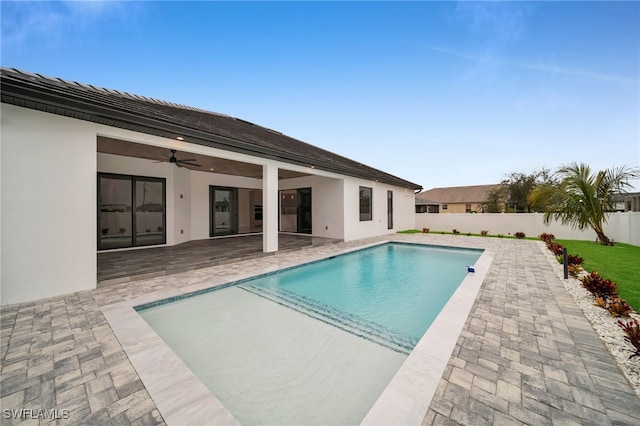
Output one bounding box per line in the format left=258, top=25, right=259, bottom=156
left=1, top=1, right=130, bottom=50
left=431, top=46, right=638, bottom=86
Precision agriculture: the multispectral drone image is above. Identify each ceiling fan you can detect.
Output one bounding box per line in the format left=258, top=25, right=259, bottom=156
left=155, top=149, right=201, bottom=168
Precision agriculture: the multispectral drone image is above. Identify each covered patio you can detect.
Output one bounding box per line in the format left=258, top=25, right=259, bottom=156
left=97, top=233, right=341, bottom=286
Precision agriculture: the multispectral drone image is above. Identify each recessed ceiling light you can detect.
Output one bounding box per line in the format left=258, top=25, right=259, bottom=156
left=176, top=136, right=184, bottom=141
left=210, top=168, right=214, bottom=171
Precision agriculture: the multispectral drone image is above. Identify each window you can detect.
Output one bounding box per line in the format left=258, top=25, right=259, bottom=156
left=442, top=204, right=448, bottom=210
left=98, top=173, right=166, bottom=250
left=466, top=203, right=472, bottom=213
left=359, top=186, right=372, bottom=221
left=387, top=190, right=393, bottom=229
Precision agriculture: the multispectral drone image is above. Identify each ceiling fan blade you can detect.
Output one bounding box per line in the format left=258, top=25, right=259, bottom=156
left=179, top=161, right=201, bottom=167
left=179, top=158, right=197, bottom=162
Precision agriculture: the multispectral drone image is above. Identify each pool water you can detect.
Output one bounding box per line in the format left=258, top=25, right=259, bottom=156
left=139, top=243, right=481, bottom=425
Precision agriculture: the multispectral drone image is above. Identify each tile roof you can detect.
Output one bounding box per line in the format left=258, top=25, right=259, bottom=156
left=415, top=184, right=503, bottom=204
left=0, top=68, right=421, bottom=190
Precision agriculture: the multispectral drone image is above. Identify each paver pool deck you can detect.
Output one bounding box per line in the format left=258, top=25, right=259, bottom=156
left=1, top=234, right=639, bottom=425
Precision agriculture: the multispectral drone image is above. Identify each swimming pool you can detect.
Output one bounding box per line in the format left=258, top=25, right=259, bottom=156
left=136, top=242, right=482, bottom=425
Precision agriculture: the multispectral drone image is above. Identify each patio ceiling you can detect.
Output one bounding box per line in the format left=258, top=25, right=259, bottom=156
left=97, top=136, right=310, bottom=180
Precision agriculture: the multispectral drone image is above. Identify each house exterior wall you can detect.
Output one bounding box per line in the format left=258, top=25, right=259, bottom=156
left=1, top=104, right=98, bottom=304
left=439, top=202, right=483, bottom=213
left=279, top=175, right=345, bottom=239
left=2, top=103, right=418, bottom=304
left=189, top=171, right=261, bottom=240
left=343, top=179, right=416, bottom=241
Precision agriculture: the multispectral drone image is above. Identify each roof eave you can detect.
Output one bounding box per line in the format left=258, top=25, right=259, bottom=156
left=1, top=76, right=422, bottom=190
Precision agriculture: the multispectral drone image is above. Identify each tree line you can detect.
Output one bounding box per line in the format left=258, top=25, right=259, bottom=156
left=482, top=162, right=639, bottom=245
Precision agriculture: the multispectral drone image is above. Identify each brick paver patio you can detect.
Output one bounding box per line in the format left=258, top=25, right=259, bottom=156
left=1, top=234, right=639, bottom=425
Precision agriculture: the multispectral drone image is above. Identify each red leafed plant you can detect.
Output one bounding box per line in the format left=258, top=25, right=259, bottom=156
left=617, top=318, right=640, bottom=359
left=539, top=233, right=555, bottom=243
left=567, top=254, right=584, bottom=266
left=608, top=297, right=633, bottom=318
left=481, top=230, right=489, bottom=236
left=514, top=232, right=526, bottom=239
left=422, top=227, right=430, bottom=233
left=579, top=271, right=618, bottom=299
left=547, top=242, right=564, bottom=256
left=567, top=264, right=583, bottom=278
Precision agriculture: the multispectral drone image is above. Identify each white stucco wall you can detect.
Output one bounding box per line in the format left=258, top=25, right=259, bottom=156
left=2, top=102, right=419, bottom=304
left=342, top=179, right=416, bottom=241
left=279, top=175, right=345, bottom=239
left=1, top=104, right=97, bottom=304
left=190, top=171, right=261, bottom=240
left=415, top=212, right=640, bottom=246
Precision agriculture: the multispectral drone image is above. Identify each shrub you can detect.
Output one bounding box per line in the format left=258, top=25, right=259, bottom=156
left=547, top=242, right=564, bottom=256
left=480, top=230, right=489, bottom=236
left=580, top=271, right=618, bottom=299
left=594, top=297, right=607, bottom=309
left=422, top=227, right=430, bottom=233
left=514, top=232, right=526, bottom=239
left=497, top=234, right=504, bottom=238
left=608, top=297, right=633, bottom=318
left=567, top=264, right=583, bottom=278
left=567, top=254, right=584, bottom=266
left=539, top=233, right=555, bottom=243
left=452, top=229, right=460, bottom=235
left=617, top=318, right=640, bottom=359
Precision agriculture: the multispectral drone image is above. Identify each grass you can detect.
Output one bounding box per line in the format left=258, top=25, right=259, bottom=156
left=557, top=239, right=640, bottom=311
left=398, top=229, right=538, bottom=240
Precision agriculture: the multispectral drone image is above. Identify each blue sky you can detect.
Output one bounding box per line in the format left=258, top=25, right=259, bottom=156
left=2, top=1, right=639, bottom=190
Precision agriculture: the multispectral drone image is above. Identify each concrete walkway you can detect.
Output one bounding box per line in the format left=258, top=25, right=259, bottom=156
left=1, top=234, right=639, bottom=425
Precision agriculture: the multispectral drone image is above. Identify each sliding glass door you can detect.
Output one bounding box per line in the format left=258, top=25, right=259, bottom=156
left=279, top=188, right=312, bottom=234
left=210, top=186, right=238, bottom=236
left=98, top=173, right=166, bottom=250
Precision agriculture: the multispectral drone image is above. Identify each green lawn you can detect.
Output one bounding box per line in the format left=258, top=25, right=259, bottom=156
left=557, top=239, right=640, bottom=311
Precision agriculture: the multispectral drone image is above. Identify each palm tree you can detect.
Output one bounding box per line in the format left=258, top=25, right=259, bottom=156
left=529, top=163, right=639, bottom=245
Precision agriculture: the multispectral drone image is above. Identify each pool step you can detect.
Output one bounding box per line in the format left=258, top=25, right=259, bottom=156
left=239, top=284, right=416, bottom=355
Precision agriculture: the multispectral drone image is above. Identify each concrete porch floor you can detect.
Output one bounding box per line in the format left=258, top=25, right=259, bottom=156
left=97, top=233, right=341, bottom=286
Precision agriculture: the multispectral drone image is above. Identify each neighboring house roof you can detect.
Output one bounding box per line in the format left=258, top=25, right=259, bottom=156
left=0, top=68, right=422, bottom=190
left=415, top=197, right=440, bottom=206
left=415, top=184, right=503, bottom=204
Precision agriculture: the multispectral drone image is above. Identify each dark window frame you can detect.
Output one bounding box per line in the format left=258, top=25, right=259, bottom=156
left=387, top=190, right=393, bottom=229
left=359, top=186, right=373, bottom=221
left=97, top=172, right=166, bottom=250
left=209, top=186, right=239, bottom=237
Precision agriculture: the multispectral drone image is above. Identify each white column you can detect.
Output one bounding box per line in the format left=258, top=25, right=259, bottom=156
left=262, top=163, right=278, bottom=253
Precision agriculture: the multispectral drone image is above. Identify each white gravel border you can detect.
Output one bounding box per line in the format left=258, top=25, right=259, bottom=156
left=541, top=243, right=640, bottom=397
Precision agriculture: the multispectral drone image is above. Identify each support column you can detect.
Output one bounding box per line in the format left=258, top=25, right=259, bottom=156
left=262, top=163, right=278, bottom=253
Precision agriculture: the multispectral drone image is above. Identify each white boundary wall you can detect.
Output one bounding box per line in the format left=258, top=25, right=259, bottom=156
left=416, top=212, right=640, bottom=246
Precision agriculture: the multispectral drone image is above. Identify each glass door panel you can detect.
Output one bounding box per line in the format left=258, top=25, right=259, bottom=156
left=99, top=175, right=133, bottom=249
left=136, top=179, right=166, bottom=246
left=211, top=187, right=238, bottom=236
left=297, top=187, right=312, bottom=234
left=387, top=190, right=393, bottom=230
